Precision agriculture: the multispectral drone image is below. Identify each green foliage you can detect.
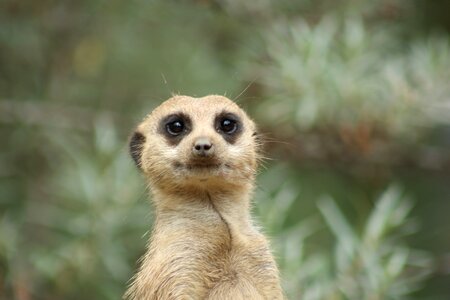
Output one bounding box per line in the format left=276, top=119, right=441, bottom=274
left=257, top=180, right=432, bottom=299
left=1, top=121, right=149, bottom=299
left=34, top=120, right=148, bottom=298
left=1, top=0, right=449, bottom=299
left=254, top=17, right=450, bottom=139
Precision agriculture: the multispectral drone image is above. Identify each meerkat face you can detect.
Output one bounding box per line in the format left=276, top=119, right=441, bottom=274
left=129, top=95, right=259, bottom=191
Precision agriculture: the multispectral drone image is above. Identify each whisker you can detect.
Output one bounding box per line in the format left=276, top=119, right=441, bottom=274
left=233, top=77, right=259, bottom=103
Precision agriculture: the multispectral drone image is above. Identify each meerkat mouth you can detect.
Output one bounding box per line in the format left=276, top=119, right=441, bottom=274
left=173, top=161, right=222, bottom=170
left=188, top=164, right=220, bottom=169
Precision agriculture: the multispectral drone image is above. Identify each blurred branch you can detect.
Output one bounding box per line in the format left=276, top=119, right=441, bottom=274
left=0, top=100, right=127, bottom=131
left=261, top=126, right=450, bottom=174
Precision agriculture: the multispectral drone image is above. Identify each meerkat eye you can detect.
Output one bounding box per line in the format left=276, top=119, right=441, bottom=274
left=159, top=113, right=191, bottom=144
left=215, top=112, right=242, bottom=144
left=219, top=118, right=237, bottom=134
left=166, top=120, right=185, bottom=135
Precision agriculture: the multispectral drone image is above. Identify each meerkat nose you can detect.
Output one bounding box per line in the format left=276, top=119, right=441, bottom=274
left=193, top=137, right=214, bottom=157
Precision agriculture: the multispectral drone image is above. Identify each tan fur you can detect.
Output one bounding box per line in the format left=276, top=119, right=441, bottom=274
left=125, top=95, right=283, bottom=299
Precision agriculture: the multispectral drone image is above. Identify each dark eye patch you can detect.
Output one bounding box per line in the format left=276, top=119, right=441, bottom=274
left=214, top=112, right=243, bottom=144
left=158, top=112, right=192, bottom=145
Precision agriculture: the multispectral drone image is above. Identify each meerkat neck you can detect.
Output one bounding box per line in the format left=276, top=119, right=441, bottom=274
left=152, top=184, right=253, bottom=211
left=151, top=185, right=256, bottom=241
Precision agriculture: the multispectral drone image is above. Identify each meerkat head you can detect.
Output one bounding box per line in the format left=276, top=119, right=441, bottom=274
left=129, top=95, right=260, bottom=193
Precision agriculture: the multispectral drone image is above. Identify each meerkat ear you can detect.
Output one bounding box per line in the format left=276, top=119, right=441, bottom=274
left=129, top=131, right=146, bottom=169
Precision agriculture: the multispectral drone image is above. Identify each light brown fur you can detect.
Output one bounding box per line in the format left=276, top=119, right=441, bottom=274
left=125, top=95, right=283, bottom=299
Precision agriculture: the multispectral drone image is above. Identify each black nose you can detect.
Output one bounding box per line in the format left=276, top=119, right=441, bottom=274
left=193, top=137, right=214, bottom=157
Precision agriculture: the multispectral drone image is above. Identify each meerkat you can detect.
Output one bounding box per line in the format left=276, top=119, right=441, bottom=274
left=125, top=95, right=284, bottom=300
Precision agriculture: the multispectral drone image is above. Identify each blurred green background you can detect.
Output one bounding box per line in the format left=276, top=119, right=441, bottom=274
left=1, top=0, right=450, bottom=299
